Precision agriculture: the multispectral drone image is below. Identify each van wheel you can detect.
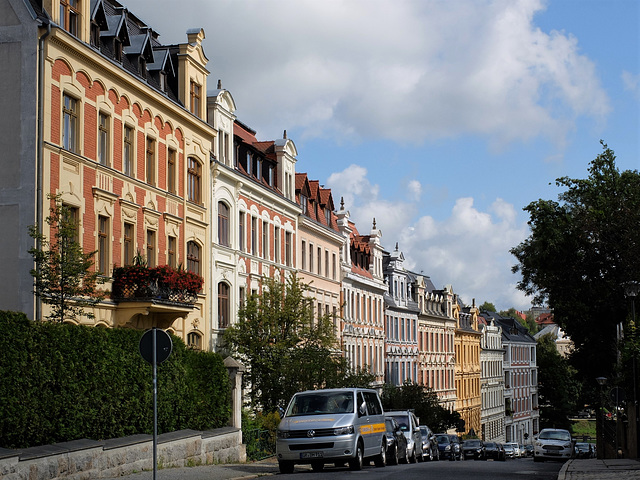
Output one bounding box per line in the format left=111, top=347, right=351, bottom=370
left=311, top=461, right=324, bottom=471
left=278, top=460, right=294, bottom=474
left=388, top=446, right=398, bottom=465
left=374, top=442, right=386, bottom=467
left=349, top=442, right=364, bottom=470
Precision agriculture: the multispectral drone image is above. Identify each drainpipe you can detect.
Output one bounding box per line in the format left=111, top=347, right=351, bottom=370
left=35, top=19, right=51, bottom=322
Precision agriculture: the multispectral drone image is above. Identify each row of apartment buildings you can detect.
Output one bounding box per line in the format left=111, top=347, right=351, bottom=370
left=0, top=0, right=538, bottom=443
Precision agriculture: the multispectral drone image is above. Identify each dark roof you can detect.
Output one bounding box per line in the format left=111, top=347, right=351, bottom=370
left=480, top=311, right=536, bottom=343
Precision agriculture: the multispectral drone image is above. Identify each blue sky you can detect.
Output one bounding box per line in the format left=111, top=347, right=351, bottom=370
left=125, top=0, right=639, bottom=311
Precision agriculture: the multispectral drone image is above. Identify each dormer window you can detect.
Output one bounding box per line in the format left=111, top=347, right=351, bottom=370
left=325, top=208, right=331, bottom=226
left=138, top=57, right=147, bottom=78
left=159, top=71, right=167, bottom=92
left=60, top=0, right=79, bottom=36
left=190, top=81, right=201, bottom=116
left=90, top=21, right=100, bottom=47
left=300, top=194, right=308, bottom=215
left=114, top=38, right=123, bottom=62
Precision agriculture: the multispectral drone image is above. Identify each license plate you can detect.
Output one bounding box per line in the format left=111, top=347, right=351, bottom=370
left=300, top=452, right=323, bottom=459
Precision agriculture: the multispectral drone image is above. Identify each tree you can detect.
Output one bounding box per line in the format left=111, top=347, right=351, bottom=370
left=380, top=381, right=460, bottom=433
left=224, top=273, right=373, bottom=413
left=511, top=142, right=640, bottom=392
left=499, top=307, right=538, bottom=335
left=479, top=301, right=497, bottom=313
left=29, top=195, right=105, bottom=322
left=536, top=333, right=581, bottom=430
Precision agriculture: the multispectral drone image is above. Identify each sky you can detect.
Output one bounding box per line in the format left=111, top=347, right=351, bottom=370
left=124, top=0, right=639, bottom=312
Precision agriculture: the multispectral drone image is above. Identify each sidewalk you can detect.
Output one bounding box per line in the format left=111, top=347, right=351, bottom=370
left=558, top=458, right=640, bottom=479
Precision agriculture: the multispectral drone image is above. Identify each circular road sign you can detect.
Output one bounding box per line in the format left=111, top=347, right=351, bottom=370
left=139, top=328, right=173, bottom=365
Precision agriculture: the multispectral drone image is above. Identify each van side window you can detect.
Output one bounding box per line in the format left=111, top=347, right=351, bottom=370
left=363, top=391, right=383, bottom=415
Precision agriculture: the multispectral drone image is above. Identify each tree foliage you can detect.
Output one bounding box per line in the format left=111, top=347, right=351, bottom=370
left=479, top=301, right=497, bottom=313
left=536, top=333, right=581, bottom=430
left=511, top=142, right=640, bottom=391
left=380, top=381, right=460, bottom=433
left=224, top=273, right=373, bottom=413
left=29, top=195, right=105, bottom=322
left=499, top=307, right=538, bottom=335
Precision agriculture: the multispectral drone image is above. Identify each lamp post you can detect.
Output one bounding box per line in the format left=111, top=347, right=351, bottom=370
left=623, top=281, right=640, bottom=458
left=596, top=376, right=608, bottom=459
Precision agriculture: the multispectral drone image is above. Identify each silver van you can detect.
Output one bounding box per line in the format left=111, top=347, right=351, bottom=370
left=276, top=388, right=387, bottom=473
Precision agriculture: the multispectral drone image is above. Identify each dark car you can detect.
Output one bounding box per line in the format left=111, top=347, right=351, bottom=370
left=384, top=417, right=409, bottom=465
left=462, top=439, right=486, bottom=460
left=575, top=442, right=594, bottom=459
left=484, top=442, right=506, bottom=461
left=419, top=426, right=439, bottom=461
left=435, top=434, right=462, bottom=461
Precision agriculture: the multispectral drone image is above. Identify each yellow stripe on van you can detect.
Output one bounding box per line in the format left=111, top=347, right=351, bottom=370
left=360, top=423, right=386, bottom=435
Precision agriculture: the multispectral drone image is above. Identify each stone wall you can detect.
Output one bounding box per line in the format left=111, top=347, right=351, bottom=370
left=0, top=428, right=246, bottom=479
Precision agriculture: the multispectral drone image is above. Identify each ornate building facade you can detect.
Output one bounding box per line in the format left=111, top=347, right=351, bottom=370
left=479, top=316, right=505, bottom=442
left=455, top=304, right=482, bottom=436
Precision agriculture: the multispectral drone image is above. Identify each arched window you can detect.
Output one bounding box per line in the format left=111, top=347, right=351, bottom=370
left=218, top=202, right=230, bottom=246
left=218, top=282, right=230, bottom=328
left=187, top=157, right=202, bottom=204
left=187, top=331, right=202, bottom=350
left=187, top=241, right=200, bottom=275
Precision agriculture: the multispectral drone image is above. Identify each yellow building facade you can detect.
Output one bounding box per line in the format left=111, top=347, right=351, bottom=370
left=454, top=303, right=482, bottom=436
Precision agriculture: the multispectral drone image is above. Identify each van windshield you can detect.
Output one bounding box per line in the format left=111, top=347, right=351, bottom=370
left=285, top=391, right=355, bottom=416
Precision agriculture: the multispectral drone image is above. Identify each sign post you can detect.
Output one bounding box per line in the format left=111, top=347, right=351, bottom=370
left=139, top=328, right=172, bottom=480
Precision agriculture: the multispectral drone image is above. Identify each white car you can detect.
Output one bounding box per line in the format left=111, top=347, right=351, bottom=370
left=533, top=428, right=574, bottom=462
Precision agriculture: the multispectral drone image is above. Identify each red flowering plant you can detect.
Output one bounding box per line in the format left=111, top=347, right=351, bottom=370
left=111, top=264, right=152, bottom=298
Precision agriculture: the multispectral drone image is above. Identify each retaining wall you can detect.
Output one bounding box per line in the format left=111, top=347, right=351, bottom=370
left=0, top=427, right=246, bottom=479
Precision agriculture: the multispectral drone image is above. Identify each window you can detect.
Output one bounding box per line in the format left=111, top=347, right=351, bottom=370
left=251, top=217, right=257, bottom=255
left=187, top=332, right=202, bottom=350
left=123, top=222, right=134, bottom=266
left=218, top=202, right=229, bottom=246
left=332, top=253, right=337, bottom=280
left=317, top=247, right=322, bottom=275
left=123, top=126, right=133, bottom=176
left=274, top=227, right=280, bottom=263
left=238, top=286, right=245, bottom=307
left=167, top=149, right=176, bottom=193
left=90, top=21, right=100, bottom=47
left=167, top=235, right=176, bottom=268
left=325, top=208, right=331, bottom=226
left=190, top=81, right=201, bottom=116
left=218, top=282, right=229, bottom=328
left=301, top=241, right=306, bottom=270
left=300, top=194, right=308, bottom=215
left=98, top=215, right=109, bottom=274
left=285, top=231, right=292, bottom=266
left=60, top=0, right=79, bottom=36
left=146, top=229, right=156, bottom=268
left=62, top=94, right=78, bottom=153
left=262, top=221, right=268, bottom=259
left=146, top=137, right=155, bottom=186
left=63, top=204, right=79, bottom=243
left=187, top=157, right=201, bottom=204
left=238, top=212, right=245, bottom=251
left=309, top=244, right=313, bottom=272
left=187, top=241, right=200, bottom=276
left=98, top=112, right=109, bottom=166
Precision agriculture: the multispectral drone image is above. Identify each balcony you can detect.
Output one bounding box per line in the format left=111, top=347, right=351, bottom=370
left=111, top=264, right=204, bottom=329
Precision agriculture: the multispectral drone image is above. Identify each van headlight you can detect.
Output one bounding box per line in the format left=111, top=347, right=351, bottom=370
left=334, top=425, right=355, bottom=435
left=277, top=430, right=290, bottom=439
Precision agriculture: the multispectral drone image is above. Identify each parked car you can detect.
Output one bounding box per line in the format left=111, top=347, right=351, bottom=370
left=484, top=442, right=506, bottom=461
left=419, top=425, right=439, bottom=461
left=384, top=417, right=409, bottom=465
left=462, top=439, right=486, bottom=460
left=524, top=444, right=534, bottom=457
left=575, top=442, right=594, bottom=459
left=276, top=388, right=387, bottom=473
left=384, top=411, right=423, bottom=463
left=435, top=434, right=462, bottom=461
left=503, top=443, right=516, bottom=459
left=505, top=442, right=521, bottom=458
left=533, top=428, right=575, bottom=462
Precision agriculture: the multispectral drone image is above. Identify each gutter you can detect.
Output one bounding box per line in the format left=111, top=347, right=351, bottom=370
left=36, top=19, right=51, bottom=322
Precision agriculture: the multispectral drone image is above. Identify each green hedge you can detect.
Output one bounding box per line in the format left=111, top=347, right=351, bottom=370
left=0, top=311, right=231, bottom=449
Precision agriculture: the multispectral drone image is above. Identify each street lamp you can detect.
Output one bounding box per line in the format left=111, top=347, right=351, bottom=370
left=623, top=281, right=640, bottom=458
left=596, top=376, right=608, bottom=459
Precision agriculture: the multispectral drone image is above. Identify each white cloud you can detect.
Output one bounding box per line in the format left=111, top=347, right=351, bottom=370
left=328, top=165, right=531, bottom=311
left=125, top=0, right=609, bottom=150
left=622, top=71, right=640, bottom=99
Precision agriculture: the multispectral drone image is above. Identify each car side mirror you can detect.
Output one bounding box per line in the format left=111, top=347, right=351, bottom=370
left=278, top=406, right=285, bottom=418
left=358, top=402, right=367, bottom=417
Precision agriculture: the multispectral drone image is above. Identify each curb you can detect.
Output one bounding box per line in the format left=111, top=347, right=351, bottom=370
left=557, top=459, right=572, bottom=480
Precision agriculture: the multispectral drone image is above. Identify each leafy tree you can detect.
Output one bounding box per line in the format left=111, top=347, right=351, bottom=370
left=500, top=307, right=538, bottom=335
left=479, top=301, right=497, bottom=313
left=381, top=381, right=460, bottom=433
left=224, top=273, right=373, bottom=413
left=29, top=195, right=105, bottom=322
left=511, top=142, right=640, bottom=393
left=536, top=333, right=581, bottom=430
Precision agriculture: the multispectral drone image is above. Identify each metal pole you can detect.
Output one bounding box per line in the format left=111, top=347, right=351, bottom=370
left=153, top=327, right=157, bottom=480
